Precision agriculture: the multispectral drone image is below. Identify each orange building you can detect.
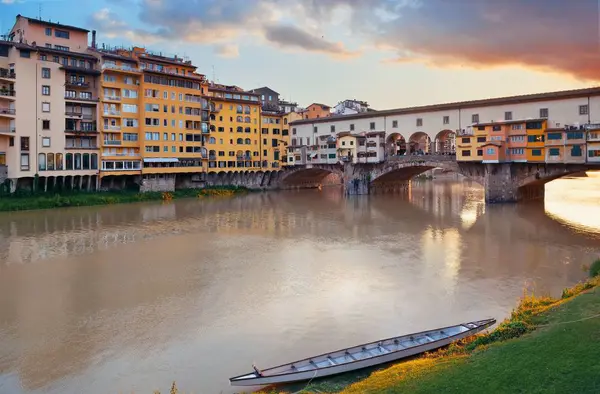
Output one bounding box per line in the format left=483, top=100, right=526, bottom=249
left=303, top=103, right=330, bottom=120
left=94, top=46, right=209, bottom=189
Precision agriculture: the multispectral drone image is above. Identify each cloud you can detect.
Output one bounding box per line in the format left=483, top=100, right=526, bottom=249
left=264, top=24, right=359, bottom=59
left=214, top=43, right=239, bottom=58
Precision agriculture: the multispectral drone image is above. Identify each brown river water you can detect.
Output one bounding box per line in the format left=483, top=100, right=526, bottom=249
left=0, top=174, right=599, bottom=394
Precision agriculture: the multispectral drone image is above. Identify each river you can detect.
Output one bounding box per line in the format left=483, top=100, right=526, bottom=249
left=0, top=174, right=599, bottom=394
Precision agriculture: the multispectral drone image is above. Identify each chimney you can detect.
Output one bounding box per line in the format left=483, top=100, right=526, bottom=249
left=91, top=30, right=96, bottom=49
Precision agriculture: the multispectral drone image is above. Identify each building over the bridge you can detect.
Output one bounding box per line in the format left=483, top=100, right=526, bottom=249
left=289, top=86, right=600, bottom=166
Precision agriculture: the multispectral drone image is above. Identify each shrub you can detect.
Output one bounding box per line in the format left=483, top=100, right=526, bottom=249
left=590, top=258, right=600, bottom=278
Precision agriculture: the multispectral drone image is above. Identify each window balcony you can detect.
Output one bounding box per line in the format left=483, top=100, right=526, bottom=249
left=101, top=64, right=141, bottom=73
left=0, top=108, right=15, bottom=116
left=65, top=144, right=98, bottom=149
left=65, top=126, right=98, bottom=133
left=104, top=95, right=121, bottom=102
left=104, top=125, right=121, bottom=131
left=103, top=110, right=121, bottom=117
left=0, top=127, right=16, bottom=135
left=0, top=68, right=16, bottom=79
left=0, top=90, right=16, bottom=98
left=66, top=81, right=90, bottom=89
left=103, top=140, right=122, bottom=146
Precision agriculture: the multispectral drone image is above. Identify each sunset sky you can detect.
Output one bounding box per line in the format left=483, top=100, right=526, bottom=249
left=1, top=0, right=598, bottom=109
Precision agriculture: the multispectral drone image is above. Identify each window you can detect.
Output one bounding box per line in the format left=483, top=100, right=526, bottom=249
left=443, top=116, right=449, bottom=125
left=571, top=145, right=582, bottom=156
left=510, top=135, right=525, bottom=142
left=549, top=148, right=560, bottom=156
left=527, top=135, right=544, bottom=143
left=540, top=108, right=548, bottom=118
left=38, top=153, right=47, bottom=171
left=41, top=67, right=51, bottom=78
left=20, top=50, right=31, bottom=58
left=472, top=114, right=479, bottom=123
left=163, top=132, right=168, bottom=141
left=42, top=85, right=51, bottom=95
left=330, top=125, right=335, bottom=133
left=416, top=118, right=423, bottom=127
left=504, top=111, right=512, bottom=121
left=476, top=137, right=486, bottom=143
left=485, top=148, right=495, bottom=155
left=510, top=148, right=525, bottom=155
left=476, top=149, right=483, bottom=156
left=350, top=124, right=355, bottom=131
left=461, top=150, right=471, bottom=157
left=20, top=137, right=29, bottom=151
left=566, top=132, right=584, bottom=140
left=526, top=121, right=543, bottom=130
left=21, top=153, right=30, bottom=170
left=370, top=122, right=375, bottom=130
left=55, top=45, right=69, bottom=51
left=313, top=126, right=318, bottom=133
left=55, top=30, right=70, bottom=39
left=547, top=132, right=562, bottom=140
left=122, top=104, right=138, bottom=113
left=531, top=149, right=542, bottom=156
left=511, top=124, right=522, bottom=130
left=492, top=125, right=501, bottom=131
left=163, top=146, right=168, bottom=152
left=45, top=27, right=52, bottom=36
left=392, top=120, right=398, bottom=128
left=42, top=120, right=50, bottom=130
left=579, top=105, right=588, bottom=115
left=589, top=149, right=600, bottom=158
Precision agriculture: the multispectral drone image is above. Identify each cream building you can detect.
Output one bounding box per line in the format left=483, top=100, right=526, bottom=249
left=0, top=15, right=99, bottom=192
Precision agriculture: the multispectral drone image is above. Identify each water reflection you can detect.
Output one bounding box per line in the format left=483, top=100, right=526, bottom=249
left=0, top=178, right=598, bottom=394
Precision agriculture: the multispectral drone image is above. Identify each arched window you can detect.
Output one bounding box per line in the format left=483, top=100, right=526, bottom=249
left=82, top=153, right=90, bottom=170
left=244, top=116, right=250, bottom=123
left=245, top=150, right=251, bottom=157
left=91, top=153, right=98, bottom=170
left=65, top=153, right=73, bottom=170
left=236, top=138, right=243, bottom=144
left=210, top=114, right=216, bottom=121
left=47, top=153, right=55, bottom=170
left=56, top=153, right=64, bottom=170
left=236, top=126, right=243, bottom=133
left=209, top=137, right=216, bottom=144
left=245, top=138, right=251, bottom=144
left=74, top=153, right=82, bottom=170
left=262, top=160, right=268, bottom=167
left=209, top=150, right=216, bottom=158
left=236, top=150, right=244, bottom=158
left=244, top=105, right=250, bottom=114
left=244, top=127, right=251, bottom=133
left=38, top=153, right=46, bottom=171
left=201, top=122, right=208, bottom=133
left=236, top=116, right=243, bottom=122
left=236, top=105, right=243, bottom=113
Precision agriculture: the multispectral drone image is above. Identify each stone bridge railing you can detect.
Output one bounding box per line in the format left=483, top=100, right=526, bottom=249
left=386, top=154, right=457, bottom=163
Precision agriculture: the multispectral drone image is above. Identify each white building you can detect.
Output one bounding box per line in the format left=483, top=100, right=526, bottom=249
left=289, top=86, right=600, bottom=165
left=332, top=99, right=371, bottom=116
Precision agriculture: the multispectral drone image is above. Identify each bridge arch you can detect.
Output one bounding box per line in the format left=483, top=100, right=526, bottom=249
left=386, top=133, right=407, bottom=156
left=408, top=132, right=431, bottom=154
left=433, top=129, right=456, bottom=155
left=370, top=157, right=462, bottom=184
left=279, top=165, right=344, bottom=188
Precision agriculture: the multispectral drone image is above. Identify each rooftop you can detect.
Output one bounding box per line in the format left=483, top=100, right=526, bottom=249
left=17, top=14, right=90, bottom=33
left=291, top=86, right=600, bottom=125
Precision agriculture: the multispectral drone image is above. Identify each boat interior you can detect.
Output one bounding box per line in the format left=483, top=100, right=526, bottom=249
left=261, top=323, right=474, bottom=376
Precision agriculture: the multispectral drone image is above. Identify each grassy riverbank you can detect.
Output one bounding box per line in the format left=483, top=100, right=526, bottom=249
left=0, top=186, right=248, bottom=212
left=254, top=269, right=600, bottom=394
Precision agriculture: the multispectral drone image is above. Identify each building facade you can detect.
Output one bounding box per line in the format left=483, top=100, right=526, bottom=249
left=303, top=103, right=331, bottom=120
left=289, top=87, right=600, bottom=167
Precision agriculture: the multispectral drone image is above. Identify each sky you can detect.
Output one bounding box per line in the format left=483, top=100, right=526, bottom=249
left=1, top=0, right=599, bottom=110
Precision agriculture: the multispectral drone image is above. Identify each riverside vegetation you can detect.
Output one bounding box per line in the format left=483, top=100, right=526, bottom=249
left=0, top=186, right=248, bottom=212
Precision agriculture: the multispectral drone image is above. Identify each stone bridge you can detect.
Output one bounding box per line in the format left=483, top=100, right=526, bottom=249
left=274, top=155, right=599, bottom=203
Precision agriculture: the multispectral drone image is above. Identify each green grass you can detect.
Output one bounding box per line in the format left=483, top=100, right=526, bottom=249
left=590, top=258, right=600, bottom=278
left=0, top=186, right=248, bottom=212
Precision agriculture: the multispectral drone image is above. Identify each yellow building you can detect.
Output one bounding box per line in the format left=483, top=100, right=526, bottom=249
left=456, top=127, right=477, bottom=161
left=261, top=110, right=286, bottom=170
left=95, top=47, right=209, bottom=187
left=525, top=119, right=546, bottom=162
left=207, top=84, right=261, bottom=172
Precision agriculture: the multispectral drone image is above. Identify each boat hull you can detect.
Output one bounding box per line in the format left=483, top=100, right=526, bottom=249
left=230, top=319, right=494, bottom=386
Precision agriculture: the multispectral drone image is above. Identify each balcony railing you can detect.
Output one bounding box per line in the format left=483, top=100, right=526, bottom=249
left=65, top=127, right=98, bottom=133
left=104, top=125, right=121, bottom=131
left=65, top=94, right=97, bottom=102
left=208, top=155, right=217, bottom=160
left=66, top=81, right=90, bottom=88
left=0, top=127, right=15, bottom=134
left=104, top=95, right=121, bottom=101
left=103, top=140, right=122, bottom=146
left=0, top=68, right=15, bottom=79
left=103, top=110, right=121, bottom=116
left=0, top=108, right=15, bottom=115
left=101, top=152, right=139, bottom=157
left=102, top=63, right=141, bottom=73
left=587, top=134, right=600, bottom=142
left=0, top=90, right=16, bottom=97
left=65, top=144, right=98, bottom=149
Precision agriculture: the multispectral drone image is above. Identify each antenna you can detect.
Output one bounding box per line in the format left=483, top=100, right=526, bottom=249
left=212, top=65, right=215, bottom=83
left=39, top=3, right=42, bottom=20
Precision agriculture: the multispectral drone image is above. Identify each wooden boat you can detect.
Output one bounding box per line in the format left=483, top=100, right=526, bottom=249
left=230, top=318, right=495, bottom=386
